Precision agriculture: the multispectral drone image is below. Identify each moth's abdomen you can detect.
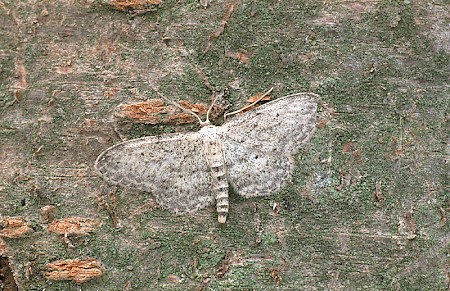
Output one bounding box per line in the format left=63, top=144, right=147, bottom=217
left=212, top=165, right=229, bottom=223
left=202, top=129, right=229, bottom=223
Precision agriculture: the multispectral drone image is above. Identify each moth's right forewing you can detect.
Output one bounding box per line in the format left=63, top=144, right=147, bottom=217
left=95, top=132, right=215, bottom=214
left=219, top=93, right=318, bottom=155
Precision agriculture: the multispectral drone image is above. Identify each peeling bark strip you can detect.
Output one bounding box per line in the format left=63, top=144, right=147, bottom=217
left=45, top=258, right=105, bottom=284
left=116, top=93, right=266, bottom=125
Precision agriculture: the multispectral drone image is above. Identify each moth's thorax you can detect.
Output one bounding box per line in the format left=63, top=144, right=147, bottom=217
left=199, top=124, right=219, bottom=142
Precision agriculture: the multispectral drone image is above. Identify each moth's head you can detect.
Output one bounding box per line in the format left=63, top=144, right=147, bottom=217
left=199, top=120, right=212, bottom=127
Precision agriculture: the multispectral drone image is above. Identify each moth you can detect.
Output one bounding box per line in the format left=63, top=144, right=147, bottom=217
left=95, top=90, right=318, bottom=223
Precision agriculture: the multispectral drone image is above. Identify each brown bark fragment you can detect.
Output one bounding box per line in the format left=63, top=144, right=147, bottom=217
left=336, top=171, right=351, bottom=191
left=106, top=0, right=160, bottom=12
left=47, top=217, right=102, bottom=236
left=116, top=99, right=222, bottom=125
left=398, top=210, right=416, bottom=240
left=0, top=238, right=7, bottom=256
left=45, top=258, right=105, bottom=284
left=11, top=61, right=27, bottom=103
left=0, top=217, right=33, bottom=238
left=166, top=274, right=181, bottom=284
left=316, top=119, right=329, bottom=129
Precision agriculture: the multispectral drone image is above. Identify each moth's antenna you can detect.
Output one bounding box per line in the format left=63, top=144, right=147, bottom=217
left=205, top=91, right=222, bottom=124
left=154, top=90, right=204, bottom=125
left=224, top=87, right=273, bottom=120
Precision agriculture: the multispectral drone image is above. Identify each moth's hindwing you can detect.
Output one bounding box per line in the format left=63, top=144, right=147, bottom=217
left=222, top=139, right=294, bottom=198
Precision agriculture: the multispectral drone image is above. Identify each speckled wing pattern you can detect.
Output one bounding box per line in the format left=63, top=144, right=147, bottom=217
left=95, top=92, right=317, bottom=220
left=95, top=132, right=215, bottom=214
left=218, top=93, right=317, bottom=197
